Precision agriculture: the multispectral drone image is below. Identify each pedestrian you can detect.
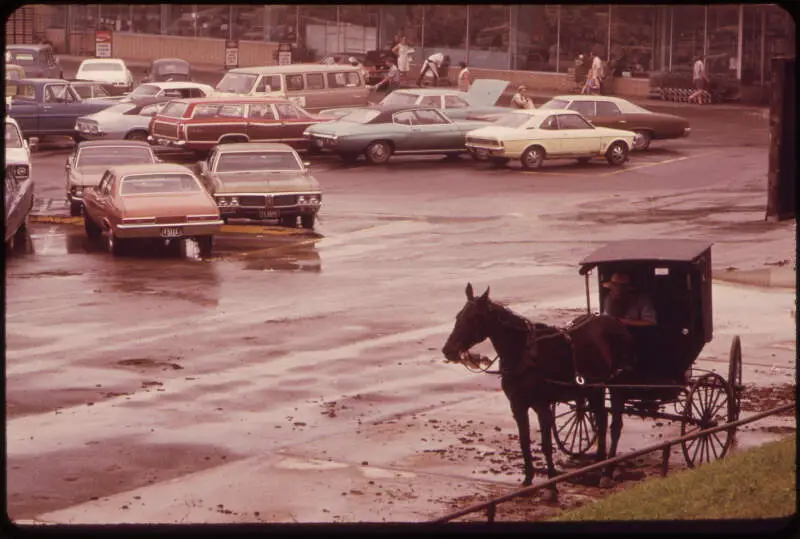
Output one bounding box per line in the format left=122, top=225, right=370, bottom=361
left=511, top=84, right=534, bottom=109
left=392, top=36, right=415, bottom=78
left=372, top=57, right=400, bottom=93
left=457, top=61, right=471, bottom=92
left=416, top=52, right=447, bottom=87
left=349, top=57, right=370, bottom=83
left=589, top=50, right=606, bottom=94
left=688, top=55, right=711, bottom=104
left=574, top=53, right=588, bottom=92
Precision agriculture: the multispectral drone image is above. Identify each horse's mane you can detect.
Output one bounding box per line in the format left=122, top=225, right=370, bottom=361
left=487, top=299, right=559, bottom=336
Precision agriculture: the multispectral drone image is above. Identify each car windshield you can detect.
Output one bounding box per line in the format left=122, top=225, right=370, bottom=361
left=339, top=109, right=381, bottom=123
left=493, top=113, right=533, bottom=128
left=216, top=73, right=257, bottom=94
left=81, top=62, right=124, bottom=72
left=73, top=84, right=111, bottom=99
left=380, top=92, right=419, bottom=106
left=216, top=151, right=301, bottom=172
left=5, top=123, right=23, bottom=147
left=538, top=99, right=569, bottom=110
left=121, top=174, right=202, bottom=195
left=128, top=84, right=161, bottom=98
left=154, top=62, right=189, bottom=75
left=76, top=147, right=155, bottom=167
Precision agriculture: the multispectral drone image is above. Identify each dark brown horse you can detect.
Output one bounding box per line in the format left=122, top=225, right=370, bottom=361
left=441, top=283, right=636, bottom=500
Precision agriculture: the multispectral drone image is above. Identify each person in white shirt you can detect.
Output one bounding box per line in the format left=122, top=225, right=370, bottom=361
left=416, top=52, right=447, bottom=86
left=589, top=51, right=605, bottom=94
left=511, top=85, right=534, bottom=109
left=457, top=61, right=471, bottom=92
left=392, top=36, right=415, bottom=77
left=688, top=55, right=710, bottom=104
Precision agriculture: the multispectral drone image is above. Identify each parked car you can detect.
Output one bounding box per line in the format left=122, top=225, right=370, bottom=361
left=6, top=44, right=62, bottom=78
left=4, top=163, right=35, bottom=253
left=74, top=97, right=173, bottom=143
left=317, top=79, right=510, bottom=121
left=5, top=64, right=26, bottom=102
left=196, top=142, right=322, bottom=229
left=65, top=140, right=160, bottom=216
left=148, top=96, right=326, bottom=154
left=69, top=80, right=116, bottom=100
left=8, top=79, right=116, bottom=141
left=303, top=105, right=489, bottom=164
left=464, top=109, right=636, bottom=169
left=141, top=58, right=192, bottom=83
left=95, top=81, right=218, bottom=104
left=74, top=58, right=134, bottom=94
left=538, top=95, right=691, bottom=151
left=5, top=116, right=32, bottom=182
left=82, top=163, right=223, bottom=257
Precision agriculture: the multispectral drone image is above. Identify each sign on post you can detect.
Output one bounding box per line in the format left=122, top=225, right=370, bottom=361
left=95, top=30, right=112, bottom=58
left=277, top=42, right=293, bottom=66
left=225, top=40, right=239, bottom=69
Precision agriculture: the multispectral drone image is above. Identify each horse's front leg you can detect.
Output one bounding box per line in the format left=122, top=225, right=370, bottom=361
left=533, top=405, right=559, bottom=503
left=599, top=391, right=626, bottom=489
left=510, top=402, right=535, bottom=486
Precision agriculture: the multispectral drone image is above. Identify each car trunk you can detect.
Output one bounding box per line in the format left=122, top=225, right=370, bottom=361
left=120, top=192, right=217, bottom=219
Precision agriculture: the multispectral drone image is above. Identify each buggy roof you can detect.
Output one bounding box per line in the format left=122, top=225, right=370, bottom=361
left=579, top=239, right=713, bottom=274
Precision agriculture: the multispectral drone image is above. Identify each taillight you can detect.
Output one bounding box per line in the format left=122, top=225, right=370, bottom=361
left=121, top=217, right=156, bottom=224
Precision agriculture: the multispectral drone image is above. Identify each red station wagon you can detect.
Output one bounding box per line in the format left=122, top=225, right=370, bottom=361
left=147, top=97, right=325, bottom=154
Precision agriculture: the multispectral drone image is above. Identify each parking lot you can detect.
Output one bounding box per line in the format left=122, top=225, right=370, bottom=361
left=7, top=96, right=796, bottom=524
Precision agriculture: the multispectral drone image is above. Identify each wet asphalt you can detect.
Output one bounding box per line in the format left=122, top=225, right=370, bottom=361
left=5, top=79, right=796, bottom=524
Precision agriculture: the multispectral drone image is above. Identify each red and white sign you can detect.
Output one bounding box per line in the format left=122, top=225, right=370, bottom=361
left=225, top=40, right=239, bottom=69
left=95, top=30, right=112, bottom=58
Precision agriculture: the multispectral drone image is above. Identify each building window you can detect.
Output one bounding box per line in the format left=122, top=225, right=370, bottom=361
left=424, top=6, right=466, bottom=50
left=559, top=5, right=612, bottom=73
left=609, top=6, right=655, bottom=76
left=468, top=5, right=509, bottom=68
left=515, top=5, right=558, bottom=72
left=670, top=5, right=706, bottom=72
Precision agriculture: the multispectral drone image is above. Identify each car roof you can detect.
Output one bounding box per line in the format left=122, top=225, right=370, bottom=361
left=7, top=44, right=50, bottom=51
left=79, top=58, right=126, bottom=63
left=391, top=88, right=464, bottom=97
left=107, top=163, right=192, bottom=176
left=550, top=94, right=632, bottom=105
left=17, top=78, right=68, bottom=84
left=151, top=57, right=189, bottom=65
left=165, top=96, right=291, bottom=105
left=228, top=63, right=361, bottom=75
left=579, top=239, right=713, bottom=273
left=138, top=81, right=212, bottom=89
left=77, top=140, right=154, bottom=149
left=214, top=142, right=296, bottom=152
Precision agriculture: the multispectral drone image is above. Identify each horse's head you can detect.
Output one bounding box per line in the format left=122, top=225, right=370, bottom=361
left=441, top=283, right=493, bottom=364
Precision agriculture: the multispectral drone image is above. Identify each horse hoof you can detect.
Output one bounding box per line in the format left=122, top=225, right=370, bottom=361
left=598, top=476, right=614, bottom=489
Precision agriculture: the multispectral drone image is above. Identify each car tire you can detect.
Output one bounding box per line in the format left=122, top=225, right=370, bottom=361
left=365, top=141, right=393, bottom=165
left=70, top=201, right=83, bottom=217
left=84, top=213, right=102, bottom=240
left=340, top=152, right=360, bottom=164
left=605, top=141, right=629, bottom=166
left=279, top=215, right=297, bottom=228
left=10, top=217, right=32, bottom=254
left=576, top=157, right=592, bottom=165
left=632, top=130, right=652, bottom=151
left=196, top=235, right=214, bottom=258
left=125, top=130, right=149, bottom=142
left=106, top=229, right=127, bottom=256
left=520, top=146, right=545, bottom=170
left=489, top=157, right=510, bottom=167
left=300, top=213, right=315, bottom=230
left=471, top=152, right=489, bottom=162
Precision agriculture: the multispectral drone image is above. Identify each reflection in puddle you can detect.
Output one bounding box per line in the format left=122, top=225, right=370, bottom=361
left=242, top=244, right=322, bottom=273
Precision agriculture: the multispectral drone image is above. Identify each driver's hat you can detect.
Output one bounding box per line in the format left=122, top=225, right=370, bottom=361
left=603, top=272, right=633, bottom=289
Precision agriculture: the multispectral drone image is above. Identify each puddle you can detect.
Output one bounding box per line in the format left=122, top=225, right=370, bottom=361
left=116, top=358, right=184, bottom=370
left=360, top=467, right=417, bottom=479
left=274, top=457, right=349, bottom=471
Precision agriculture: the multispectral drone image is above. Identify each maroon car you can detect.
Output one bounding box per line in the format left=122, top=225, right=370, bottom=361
left=148, top=96, right=326, bottom=155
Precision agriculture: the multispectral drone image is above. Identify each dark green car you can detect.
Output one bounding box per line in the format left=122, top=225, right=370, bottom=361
left=303, top=105, right=489, bottom=164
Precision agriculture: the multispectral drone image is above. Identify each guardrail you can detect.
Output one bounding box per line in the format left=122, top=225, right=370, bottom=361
left=428, top=402, right=795, bottom=524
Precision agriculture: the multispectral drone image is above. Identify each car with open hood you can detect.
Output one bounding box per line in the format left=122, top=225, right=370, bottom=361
left=5, top=116, right=32, bottom=183
left=317, top=79, right=510, bottom=121
left=303, top=105, right=489, bottom=164
left=539, top=95, right=691, bottom=151
left=74, top=58, right=134, bottom=94
left=196, top=142, right=321, bottom=229
left=74, top=97, right=173, bottom=143
left=82, top=162, right=222, bottom=257
left=65, top=140, right=159, bottom=216
left=465, top=108, right=636, bottom=169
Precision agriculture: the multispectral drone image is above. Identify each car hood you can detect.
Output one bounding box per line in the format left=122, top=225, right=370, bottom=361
left=72, top=165, right=115, bottom=186
left=119, top=192, right=218, bottom=218
left=212, top=171, right=320, bottom=194
left=466, top=79, right=510, bottom=107
left=5, top=147, right=30, bottom=165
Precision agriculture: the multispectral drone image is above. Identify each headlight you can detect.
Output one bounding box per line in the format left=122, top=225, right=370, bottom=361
left=230, top=197, right=239, bottom=206
left=303, top=129, right=311, bottom=137
left=13, top=165, right=29, bottom=178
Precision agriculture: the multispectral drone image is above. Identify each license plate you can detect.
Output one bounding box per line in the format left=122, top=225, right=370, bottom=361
left=315, top=138, right=324, bottom=148
left=161, top=226, right=183, bottom=238
left=475, top=148, right=488, bottom=158
left=259, top=209, right=278, bottom=219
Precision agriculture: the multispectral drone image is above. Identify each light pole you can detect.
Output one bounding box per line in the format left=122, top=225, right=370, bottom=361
left=229, top=5, right=234, bottom=41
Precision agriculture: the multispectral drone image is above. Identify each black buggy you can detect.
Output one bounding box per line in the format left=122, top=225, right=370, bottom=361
left=552, top=239, right=743, bottom=468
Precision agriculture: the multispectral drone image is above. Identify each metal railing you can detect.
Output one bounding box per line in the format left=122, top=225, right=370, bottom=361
left=429, top=402, right=795, bottom=524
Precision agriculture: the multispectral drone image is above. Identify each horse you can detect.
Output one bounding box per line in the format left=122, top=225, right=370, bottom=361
left=441, top=283, right=636, bottom=501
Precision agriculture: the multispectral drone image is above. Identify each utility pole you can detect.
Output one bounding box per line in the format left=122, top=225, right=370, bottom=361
left=766, top=56, right=796, bottom=222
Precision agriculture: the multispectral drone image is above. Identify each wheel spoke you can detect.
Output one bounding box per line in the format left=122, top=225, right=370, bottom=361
left=709, top=432, right=724, bottom=460
left=691, top=434, right=703, bottom=464
left=557, top=410, right=578, bottom=438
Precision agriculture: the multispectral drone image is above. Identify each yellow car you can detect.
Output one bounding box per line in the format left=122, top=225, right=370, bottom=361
left=5, top=63, right=25, bottom=100
left=465, top=109, right=637, bottom=170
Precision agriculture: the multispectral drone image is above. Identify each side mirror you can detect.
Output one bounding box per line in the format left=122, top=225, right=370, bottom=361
left=303, top=161, right=311, bottom=167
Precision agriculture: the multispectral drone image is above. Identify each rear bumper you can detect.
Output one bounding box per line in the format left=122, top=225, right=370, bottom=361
left=465, top=143, right=508, bottom=157
left=114, top=221, right=223, bottom=239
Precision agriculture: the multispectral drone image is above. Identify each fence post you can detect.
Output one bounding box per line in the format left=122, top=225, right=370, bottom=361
left=766, top=56, right=796, bottom=222
left=487, top=502, right=496, bottom=523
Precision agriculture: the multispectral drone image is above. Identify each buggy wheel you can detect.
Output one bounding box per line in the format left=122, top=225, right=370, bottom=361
left=551, top=399, right=598, bottom=457
left=680, top=372, right=736, bottom=468
left=728, top=336, right=743, bottom=421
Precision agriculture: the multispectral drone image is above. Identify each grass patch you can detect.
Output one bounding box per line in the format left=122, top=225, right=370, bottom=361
left=550, top=435, right=796, bottom=521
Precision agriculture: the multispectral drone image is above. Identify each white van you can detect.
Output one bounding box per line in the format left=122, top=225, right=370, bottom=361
left=214, top=64, right=370, bottom=112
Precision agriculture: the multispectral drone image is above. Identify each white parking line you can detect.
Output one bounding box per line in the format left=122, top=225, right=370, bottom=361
left=600, top=149, right=724, bottom=176
left=35, top=226, right=62, bottom=255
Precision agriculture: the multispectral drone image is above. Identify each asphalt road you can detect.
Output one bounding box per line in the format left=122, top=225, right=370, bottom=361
left=6, top=104, right=796, bottom=524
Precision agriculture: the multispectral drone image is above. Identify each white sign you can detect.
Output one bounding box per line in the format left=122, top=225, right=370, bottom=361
left=225, top=41, right=239, bottom=69
left=278, top=51, right=292, bottom=66
left=95, top=30, right=113, bottom=58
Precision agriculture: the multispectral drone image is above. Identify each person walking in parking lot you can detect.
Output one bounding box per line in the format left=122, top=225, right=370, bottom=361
left=457, top=61, right=471, bottom=92
left=416, top=52, right=447, bottom=87
left=372, top=57, right=400, bottom=93
left=688, top=55, right=711, bottom=104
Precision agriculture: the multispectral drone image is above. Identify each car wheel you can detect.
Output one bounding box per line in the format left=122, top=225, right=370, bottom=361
left=105, top=229, right=127, bottom=256
left=471, top=152, right=489, bottom=162
left=605, top=141, right=629, bottom=166
left=125, top=130, right=149, bottom=142
left=632, top=130, right=652, bottom=151
left=279, top=215, right=297, bottom=228
left=520, top=146, right=544, bottom=170
left=340, top=152, right=360, bottom=164
left=300, top=213, right=316, bottom=230
left=11, top=217, right=32, bottom=254
left=196, top=235, right=214, bottom=258
left=576, top=157, right=592, bottom=165
left=365, top=141, right=393, bottom=165
left=489, top=157, right=510, bottom=167
left=84, top=213, right=101, bottom=240
left=70, top=201, right=83, bottom=217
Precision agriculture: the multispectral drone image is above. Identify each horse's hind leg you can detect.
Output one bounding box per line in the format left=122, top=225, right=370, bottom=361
left=600, top=391, right=625, bottom=489
left=589, top=390, right=608, bottom=462
left=533, top=405, right=559, bottom=503
left=510, top=403, right=535, bottom=487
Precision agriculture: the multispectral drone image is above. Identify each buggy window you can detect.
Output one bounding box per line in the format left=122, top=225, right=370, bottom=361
left=218, top=104, right=245, bottom=118
left=444, top=95, right=468, bottom=108
left=286, top=74, right=304, bottom=91
left=255, top=75, right=282, bottom=93
left=5, top=122, right=23, bottom=148
left=345, top=72, right=361, bottom=86
left=275, top=102, right=311, bottom=120
left=138, top=103, right=166, bottom=116
left=558, top=114, right=593, bottom=130
left=413, top=109, right=448, bottom=125
left=160, top=101, right=190, bottom=118
left=327, top=72, right=347, bottom=88
left=392, top=111, right=416, bottom=126
left=44, top=84, right=71, bottom=103
left=419, top=96, right=440, bottom=108
left=193, top=104, right=221, bottom=118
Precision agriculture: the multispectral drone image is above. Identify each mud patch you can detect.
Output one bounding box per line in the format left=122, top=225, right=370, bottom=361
left=6, top=386, right=136, bottom=420
left=9, top=270, right=84, bottom=279
left=116, top=358, right=184, bottom=371
left=6, top=437, right=241, bottom=521
left=740, top=383, right=795, bottom=416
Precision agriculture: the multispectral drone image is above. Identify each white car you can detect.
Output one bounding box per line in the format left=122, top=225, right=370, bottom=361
left=5, top=116, right=32, bottom=182
left=74, top=58, right=134, bottom=93
left=93, top=81, right=218, bottom=103
left=465, top=109, right=636, bottom=169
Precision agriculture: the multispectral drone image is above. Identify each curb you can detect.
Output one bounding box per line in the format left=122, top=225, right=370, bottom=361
left=712, top=267, right=796, bottom=289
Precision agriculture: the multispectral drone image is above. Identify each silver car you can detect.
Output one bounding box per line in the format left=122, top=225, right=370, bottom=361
left=74, top=98, right=171, bottom=142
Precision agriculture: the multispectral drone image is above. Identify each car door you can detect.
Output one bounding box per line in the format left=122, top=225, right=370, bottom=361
left=557, top=114, right=604, bottom=154
left=41, top=82, right=78, bottom=133
left=537, top=115, right=564, bottom=155
left=273, top=101, right=318, bottom=150
left=85, top=171, right=111, bottom=222
left=199, top=149, right=218, bottom=192
left=593, top=100, right=627, bottom=130
left=411, top=109, right=462, bottom=150
left=390, top=111, right=418, bottom=151
left=244, top=102, right=283, bottom=143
